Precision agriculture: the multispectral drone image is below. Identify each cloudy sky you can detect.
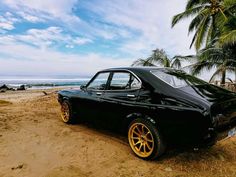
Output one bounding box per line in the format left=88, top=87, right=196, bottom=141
left=0, top=0, right=195, bottom=76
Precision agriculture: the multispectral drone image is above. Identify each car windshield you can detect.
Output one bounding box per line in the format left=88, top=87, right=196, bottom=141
left=151, top=69, right=207, bottom=88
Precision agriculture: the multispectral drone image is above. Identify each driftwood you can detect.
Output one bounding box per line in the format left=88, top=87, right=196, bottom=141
left=42, top=90, right=58, bottom=96
left=42, top=91, right=48, bottom=95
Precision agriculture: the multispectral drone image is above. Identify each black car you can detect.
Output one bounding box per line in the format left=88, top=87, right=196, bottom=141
left=58, top=67, right=236, bottom=160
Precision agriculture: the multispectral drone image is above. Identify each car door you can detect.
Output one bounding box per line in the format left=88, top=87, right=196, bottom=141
left=78, top=71, right=111, bottom=124
left=101, top=71, right=142, bottom=130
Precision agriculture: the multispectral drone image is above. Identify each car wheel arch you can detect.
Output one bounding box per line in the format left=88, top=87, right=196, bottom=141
left=124, top=113, right=157, bottom=130
left=60, top=96, right=78, bottom=114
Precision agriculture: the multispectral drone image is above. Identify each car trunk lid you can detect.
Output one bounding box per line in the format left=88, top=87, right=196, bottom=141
left=180, top=84, right=236, bottom=128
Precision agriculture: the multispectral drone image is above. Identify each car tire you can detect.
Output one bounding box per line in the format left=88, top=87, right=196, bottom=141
left=60, top=100, right=76, bottom=124
left=128, top=118, right=166, bottom=160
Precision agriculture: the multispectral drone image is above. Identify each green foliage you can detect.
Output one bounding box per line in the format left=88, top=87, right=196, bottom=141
left=189, top=44, right=236, bottom=84
left=131, top=48, right=189, bottom=69
left=219, top=12, right=236, bottom=45
left=172, top=0, right=236, bottom=84
left=172, top=0, right=236, bottom=50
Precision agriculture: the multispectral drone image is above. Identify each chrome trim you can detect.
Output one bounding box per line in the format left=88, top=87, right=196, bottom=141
left=87, top=69, right=142, bottom=92
left=127, top=94, right=136, bottom=98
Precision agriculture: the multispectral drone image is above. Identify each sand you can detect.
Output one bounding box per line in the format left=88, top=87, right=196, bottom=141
left=0, top=89, right=236, bottom=177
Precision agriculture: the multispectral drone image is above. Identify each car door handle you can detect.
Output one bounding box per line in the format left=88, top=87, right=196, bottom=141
left=96, top=92, right=102, bottom=96
left=127, top=94, right=136, bottom=98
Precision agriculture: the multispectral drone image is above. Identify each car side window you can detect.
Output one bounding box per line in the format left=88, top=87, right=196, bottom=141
left=109, top=72, right=141, bottom=90
left=87, top=72, right=110, bottom=90
left=130, top=75, right=142, bottom=89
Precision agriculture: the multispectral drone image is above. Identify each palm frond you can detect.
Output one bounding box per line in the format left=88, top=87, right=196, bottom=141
left=226, top=66, right=236, bottom=72
left=171, top=58, right=181, bottom=69
left=190, top=60, right=216, bottom=76
left=149, top=49, right=169, bottom=66
left=131, top=58, right=156, bottom=66
left=209, top=67, right=224, bottom=83
left=220, top=30, right=236, bottom=46
left=188, top=8, right=210, bottom=34
left=198, top=47, right=224, bottom=62
left=195, top=15, right=211, bottom=50
left=172, top=6, right=204, bottom=27
left=186, top=0, right=209, bottom=9
left=190, top=31, right=198, bottom=48
left=171, top=55, right=196, bottom=69
left=206, top=18, right=214, bottom=45
left=224, top=0, right=236, bottom=10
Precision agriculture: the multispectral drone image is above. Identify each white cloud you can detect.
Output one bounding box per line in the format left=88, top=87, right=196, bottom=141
left=86, top=0, right=195, bottom=57
left=0, top=27, right=93, bottom=49
left=3, top=0, right=78, bottom=18
left=18, top=11, right=44, bottom=23
left=0, top=12, right=19, bottom=31
left=65, top=44, right=74, bottom=49
left=1, top=0, right=133, bottom=41
left=2, top=0, right=81, bottom=27
left=73, top=37, right=92, bottom=45
left=0, top=22, right=14, bottom=30
left=1, top=0, right=197, bottom=57
left=0, top=0, right=202, bottom=76
left=0, top=29, right=7, bottom=34
left=0, top=40, right=132, bottom=75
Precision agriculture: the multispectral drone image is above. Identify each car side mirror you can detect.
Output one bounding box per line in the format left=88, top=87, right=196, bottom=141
left=99, top=84, right=106, bottom=90
left=80, top=85, right=86, bottom=90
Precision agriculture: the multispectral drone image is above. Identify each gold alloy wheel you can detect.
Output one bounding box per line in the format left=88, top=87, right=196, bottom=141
left=128, top=122, right=155, bottom=158
left=61, top=102, right=70, bottom=122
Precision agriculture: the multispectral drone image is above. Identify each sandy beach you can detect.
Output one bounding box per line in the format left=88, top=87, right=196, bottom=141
left=0, top=89, right=236, bottom=177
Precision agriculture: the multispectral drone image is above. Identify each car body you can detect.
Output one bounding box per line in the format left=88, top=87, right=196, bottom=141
left=58, top=67, right=236, bottom=159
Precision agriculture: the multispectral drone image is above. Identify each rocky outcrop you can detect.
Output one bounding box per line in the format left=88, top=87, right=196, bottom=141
left=0, top=84, right=13, bottom=92
left=0, top=84, right=10, bottom=90
left=0, top=84, right=26, bottom=92
left=17, top=85, right=26, bottom=91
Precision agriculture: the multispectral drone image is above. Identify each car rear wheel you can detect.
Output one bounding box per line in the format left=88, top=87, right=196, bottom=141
left=60, top=100, right=75, bottom=124
left=128, top=118, right=165, bottom=160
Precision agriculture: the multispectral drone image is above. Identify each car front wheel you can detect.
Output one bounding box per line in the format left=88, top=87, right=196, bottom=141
left=128, top=118, right=165, bottom=160
left=60, top=100, right=75, bottom=124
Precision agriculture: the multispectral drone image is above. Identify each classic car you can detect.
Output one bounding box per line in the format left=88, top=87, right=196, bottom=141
left=58, top=67, right=236, bottom=160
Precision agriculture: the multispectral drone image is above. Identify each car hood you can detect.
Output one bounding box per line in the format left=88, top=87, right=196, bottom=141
left=58, top=89, right=82, bottom=97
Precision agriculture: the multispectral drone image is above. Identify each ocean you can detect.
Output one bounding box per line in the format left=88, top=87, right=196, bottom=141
left=0, top=75, right=91, bottom=89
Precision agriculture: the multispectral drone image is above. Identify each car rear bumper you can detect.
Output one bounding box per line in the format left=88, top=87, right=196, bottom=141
left=215, top=119, right=236, bottom=141
left=203, top=118, right=236, bottom=145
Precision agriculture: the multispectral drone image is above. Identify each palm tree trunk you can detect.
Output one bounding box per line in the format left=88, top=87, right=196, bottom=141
left=221, top=70, right=226, bottom=85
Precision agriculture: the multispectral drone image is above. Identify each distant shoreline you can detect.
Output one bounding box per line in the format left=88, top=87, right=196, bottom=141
left=0, top=77, right=90, bottom=89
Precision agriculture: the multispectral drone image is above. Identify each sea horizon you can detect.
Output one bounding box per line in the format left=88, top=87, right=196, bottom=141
left=0, top=74, right=92, bottom=89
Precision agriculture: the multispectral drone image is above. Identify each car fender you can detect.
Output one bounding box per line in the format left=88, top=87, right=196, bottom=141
left=125, top=112, right=157, bottom=129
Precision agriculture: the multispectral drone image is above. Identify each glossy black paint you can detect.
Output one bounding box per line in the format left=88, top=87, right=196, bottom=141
left=58, top=67, right=236, bottom=147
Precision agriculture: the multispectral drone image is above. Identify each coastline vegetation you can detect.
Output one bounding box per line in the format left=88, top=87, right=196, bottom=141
left=133, top=0, right=236, bottom=86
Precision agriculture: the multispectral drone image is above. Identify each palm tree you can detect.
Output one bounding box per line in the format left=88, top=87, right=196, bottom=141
left=132, top=58, right=156, bottom=67
left=219, top=4, right=236, bottom=46
left=189, top=45, right=236, bottom=84
left=132, top=48, right=188, bottom=69
left=171, top=0, right=234, bottom=50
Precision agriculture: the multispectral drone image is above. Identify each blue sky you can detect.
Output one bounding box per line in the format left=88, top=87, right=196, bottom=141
left=0, top=0, right=195, bottom=76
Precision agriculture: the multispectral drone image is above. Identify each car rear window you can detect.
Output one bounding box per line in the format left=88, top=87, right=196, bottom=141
left=151, top=69, right=207, bottom=88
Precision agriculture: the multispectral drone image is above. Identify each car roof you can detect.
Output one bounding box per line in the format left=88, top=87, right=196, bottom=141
left=100, top=67, right=174, bottom=73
